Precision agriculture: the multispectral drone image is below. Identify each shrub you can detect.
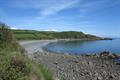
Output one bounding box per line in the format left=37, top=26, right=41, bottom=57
left=0, top=23, right=15, bottom=48
left=0, top=23, right=54, bottom=80
left=0, top=53, right=30, bottom=80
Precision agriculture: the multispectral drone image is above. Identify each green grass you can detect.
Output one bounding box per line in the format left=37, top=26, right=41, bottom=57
left=0, top=48, right=54, bottom=80
left=12, top=30, right=101, bottom=40
left=0, top=49, right=30, bottom=80
left=0, top=23, right=54, bottom=80
left=31, top=61, right=53, bottom=80
left=15, top=33, right=38, bottom=40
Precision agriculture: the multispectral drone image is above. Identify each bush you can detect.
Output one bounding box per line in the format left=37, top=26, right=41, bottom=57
left=0, top=23, right=30, bottom=80
left=0, top=53, right=30, bottom=80
left=0, top=23, right=15, bottom=48
left=0, top=23, right=54, bottom=80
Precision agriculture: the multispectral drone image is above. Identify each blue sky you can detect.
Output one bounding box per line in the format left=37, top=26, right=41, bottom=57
left=0, top=0, right=120, bottom=37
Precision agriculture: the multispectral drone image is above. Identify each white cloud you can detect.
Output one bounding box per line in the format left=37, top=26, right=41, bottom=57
left=41, top=0, right=79, bottom=16
left=43, top=28, right=57, bottom=31
left=4, top=0, right=120, bottom=33
left=10, top=0, right=120, bottom=17
left=11, top=27, right=17, bottom=29
left=11, top=0, right=79, bottom=16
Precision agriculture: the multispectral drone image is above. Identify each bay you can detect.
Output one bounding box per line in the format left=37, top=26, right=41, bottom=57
left=44, top=39, right=120, bottom=54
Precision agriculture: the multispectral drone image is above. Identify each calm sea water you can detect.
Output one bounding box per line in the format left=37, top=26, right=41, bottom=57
left=44, top=39, right=120, bottom=54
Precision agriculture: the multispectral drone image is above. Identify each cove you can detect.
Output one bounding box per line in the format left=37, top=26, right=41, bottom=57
left=43, top=39, right=120, bottom=55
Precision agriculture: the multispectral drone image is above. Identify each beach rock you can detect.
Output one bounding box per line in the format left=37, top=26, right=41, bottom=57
left=33, top=51, right=120, bottom=80
left=102, top=71, right=106, bottom=74
left=99, top=51, right=110, bottom=58
left=109, top=74, right=115, bottom=79
left=80, top=72, right=85, bottom=76
left=95, top=72, right=99, bottom=75
left=88, top=61, right=93, bottom=66
left=72, top=60, right=79, bottom=63
left=53, top=62, right=58, bottom=65
left=86, top=71, right=92, bottom=75
left=109, top=54, right=120, bottom=59
left=100, top=51, right=120, bottom=60
left=97, top=76, right=103, bottom=80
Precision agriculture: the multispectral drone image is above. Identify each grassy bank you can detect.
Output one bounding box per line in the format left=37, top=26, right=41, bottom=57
left=0, top=23, right=53, bottom=80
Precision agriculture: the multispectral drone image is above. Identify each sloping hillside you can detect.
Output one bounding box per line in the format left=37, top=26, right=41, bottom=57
left=12, top=30, right=102, bottom=40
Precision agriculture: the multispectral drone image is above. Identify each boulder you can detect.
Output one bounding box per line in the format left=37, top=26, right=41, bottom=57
left=99, top=51, right=110, bottom=58
left=100, top=51, right=119, bottom=59
left=109, top=54, right=120, bottom=59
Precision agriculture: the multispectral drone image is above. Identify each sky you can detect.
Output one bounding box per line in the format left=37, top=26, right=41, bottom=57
left=0, top=0, right=120, bottom=37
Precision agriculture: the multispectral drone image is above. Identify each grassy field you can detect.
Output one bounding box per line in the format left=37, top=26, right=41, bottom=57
left=12, top=30, right=101, bottom=40
left=0, top=23, right=53, bottom=80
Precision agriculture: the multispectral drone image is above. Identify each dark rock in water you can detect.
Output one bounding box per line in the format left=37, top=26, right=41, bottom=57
left=99, top=51, right=110, bottom=58
left=110, top=54, right=120, bottom=59
left=113, top=58, right=120, bottom=65
left=100, top=51, right=120, bottom=59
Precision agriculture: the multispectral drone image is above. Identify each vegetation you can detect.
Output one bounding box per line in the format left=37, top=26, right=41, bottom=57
left=12, top=30, right=102, bottom=40
left=0, top=23, right=53, bottom=80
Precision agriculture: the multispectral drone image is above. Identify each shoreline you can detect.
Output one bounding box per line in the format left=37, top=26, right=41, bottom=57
left=19, top=39, right=120, bottom=57
left=19, top=40, right=58, bottom=58
left=19, top=40, right=120, bottom=80
left=33, top=50, right=120, bottom=80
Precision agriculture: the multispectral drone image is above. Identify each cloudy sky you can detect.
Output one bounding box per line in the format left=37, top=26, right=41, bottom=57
left=0, top=0, right=120, bottom=37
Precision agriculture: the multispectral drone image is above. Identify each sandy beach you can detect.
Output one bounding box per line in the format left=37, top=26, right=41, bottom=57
left=19, top=40, right=57, bottom=58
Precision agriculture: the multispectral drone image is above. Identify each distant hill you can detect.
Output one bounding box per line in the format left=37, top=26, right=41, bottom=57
left=12, top=30, right=102, bottom=40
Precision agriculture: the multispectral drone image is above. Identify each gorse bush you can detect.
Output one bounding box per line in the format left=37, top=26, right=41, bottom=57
left=0, top=23, right=15, bottom=48
left=0, top=53, right=30, bottom=80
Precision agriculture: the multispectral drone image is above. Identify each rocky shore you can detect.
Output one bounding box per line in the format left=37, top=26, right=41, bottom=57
left=19, top=40, right=120, bottom=80
left=33, top=51, right=120, bottom=80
